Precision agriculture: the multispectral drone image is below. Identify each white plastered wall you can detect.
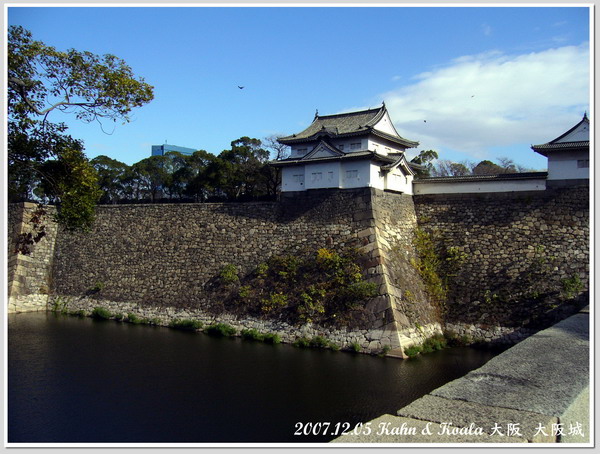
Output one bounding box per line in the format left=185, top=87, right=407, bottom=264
left=385, top=166, right=413, bottom=194
left=414, top=179, right=547, bottom=194
left=280, top=166, right=307, bottom=192
left=547, top=151, right=589, bottom=180
left=340, top=160, right=372, bottom=189
left=304, top=162, right=342, bottom=190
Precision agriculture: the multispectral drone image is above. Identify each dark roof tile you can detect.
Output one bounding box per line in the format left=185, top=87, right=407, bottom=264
left=278, top=105, right=418, bottom=148
left=413, top=172, right=548, bottom=183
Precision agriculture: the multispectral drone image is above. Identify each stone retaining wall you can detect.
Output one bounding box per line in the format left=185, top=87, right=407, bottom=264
left=7, top=184, right=590, bottom=356
left=413, top=185, right=589, bottom=330
left=9, top=188, right=441, bottom=356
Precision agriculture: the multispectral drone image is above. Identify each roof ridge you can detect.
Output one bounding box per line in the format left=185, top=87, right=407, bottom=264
left=315, top=105, right=384, bottom=120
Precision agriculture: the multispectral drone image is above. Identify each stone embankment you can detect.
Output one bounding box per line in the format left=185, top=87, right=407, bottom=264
left=331, top=306, right=590, bottom=444
left=7, top=184, right=589, bottom=357
left=52, top=296, right=402, bottom=354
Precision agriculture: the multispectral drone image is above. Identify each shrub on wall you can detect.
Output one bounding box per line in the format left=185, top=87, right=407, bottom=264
left=219, top=246, right=377, bottom=328
left=411, top=228, right=466, bottom=315
left=91, top=307, right=113, bottom=320
left=219, top=264, right=240, bottom=285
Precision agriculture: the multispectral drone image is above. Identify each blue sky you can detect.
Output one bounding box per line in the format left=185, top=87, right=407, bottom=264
left=7, top=5, right=591, bottom=170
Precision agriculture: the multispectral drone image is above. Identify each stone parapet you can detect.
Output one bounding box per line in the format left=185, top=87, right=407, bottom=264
left=332, top=307, right=590, bottom=444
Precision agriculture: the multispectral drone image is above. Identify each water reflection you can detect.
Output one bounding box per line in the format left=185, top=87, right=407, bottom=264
left=8, top=312, right=503, bottom=443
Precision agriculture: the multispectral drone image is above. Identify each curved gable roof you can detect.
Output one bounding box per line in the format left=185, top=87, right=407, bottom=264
left=278, top=104, right=418, bottom=148
left=532, top=114, right=590, bottom=156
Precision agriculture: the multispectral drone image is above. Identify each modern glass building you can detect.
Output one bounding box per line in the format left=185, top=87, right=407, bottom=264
left=151, top=144, right=197, bottom=157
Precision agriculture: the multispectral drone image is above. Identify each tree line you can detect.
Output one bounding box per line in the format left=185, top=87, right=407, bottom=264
left=410, top=150, right=538, bottom=178
left=8, top=25, right=536, bottom=237
left=90, top=136, right=287, bottom=204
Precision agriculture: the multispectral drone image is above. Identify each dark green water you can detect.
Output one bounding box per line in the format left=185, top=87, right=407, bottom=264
left=8, top=312, right=503, bottom=443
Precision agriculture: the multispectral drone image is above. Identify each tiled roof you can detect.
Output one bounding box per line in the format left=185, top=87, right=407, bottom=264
left=531, top=141, right=589, bottom=157
left=532, top=141, right=590, bottom=149
left=278, top=105, right=418, bottom=148
left=413, top=172, right=548, bottom=183
left=532, top=114, right=590, bottom=156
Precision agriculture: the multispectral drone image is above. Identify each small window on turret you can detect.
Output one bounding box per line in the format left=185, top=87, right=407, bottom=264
left=577, top=159, right=589, bottom=168
left=350, top=142, right=361, bottom=150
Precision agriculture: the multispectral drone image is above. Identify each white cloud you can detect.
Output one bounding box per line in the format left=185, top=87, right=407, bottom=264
left=481, top=23, right=492, bottom=36
left=381, top=44, right=589, bottom=162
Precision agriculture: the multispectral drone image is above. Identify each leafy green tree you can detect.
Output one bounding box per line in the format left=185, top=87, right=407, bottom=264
left=162, top=151, right=191, bottom=200
left=183, top=150, right=220, bottom=202
left=217, top=137, right=271, bottom=200
left=472, top=160, right=505, bottom=175
left=90, top=155, right=130, bottom=204
left=130, top=155, right=170, bottom=202
left=8, top=25, right=154, bottom=231
left=410, top=149, right=438, bottom=177
left=36, top=147, right=102, bottom=231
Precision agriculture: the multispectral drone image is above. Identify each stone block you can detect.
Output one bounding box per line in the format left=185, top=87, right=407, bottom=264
left=397, top=394, right=557, bottom=442
left=366, top=296, right=390, bottom=314
left=358, top=241, right=378, bottom=254
left=353, top=210, right=373, bottom=222
left=432, top=314, right=589, bottom=418
left=394, top=312, right=410, bottom=328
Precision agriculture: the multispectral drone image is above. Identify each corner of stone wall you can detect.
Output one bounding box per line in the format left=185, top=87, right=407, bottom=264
left=7, top=203, right=58, bottom=314
left=357, top=190, right=444, bottom=358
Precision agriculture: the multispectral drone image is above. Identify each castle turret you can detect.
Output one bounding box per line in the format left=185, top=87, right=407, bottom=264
left=272, top=104, right=420, bottom=194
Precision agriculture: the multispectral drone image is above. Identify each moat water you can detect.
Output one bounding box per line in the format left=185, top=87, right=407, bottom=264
left=8, top=312, right=504, bottom=444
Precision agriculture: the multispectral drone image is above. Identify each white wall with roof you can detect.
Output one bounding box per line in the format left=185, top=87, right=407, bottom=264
left=547, top=150, right=589, bottom=180
left=385, top=167, right=413, bottom=194
left=414, top=178, right=547, bottom=195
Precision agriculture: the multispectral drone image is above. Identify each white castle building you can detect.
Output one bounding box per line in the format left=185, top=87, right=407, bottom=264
left=272, top=103, right=421, bottom=194
left=273, top=106, right=590, bottom=195
left=531, top=113, right=590, bottom=184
